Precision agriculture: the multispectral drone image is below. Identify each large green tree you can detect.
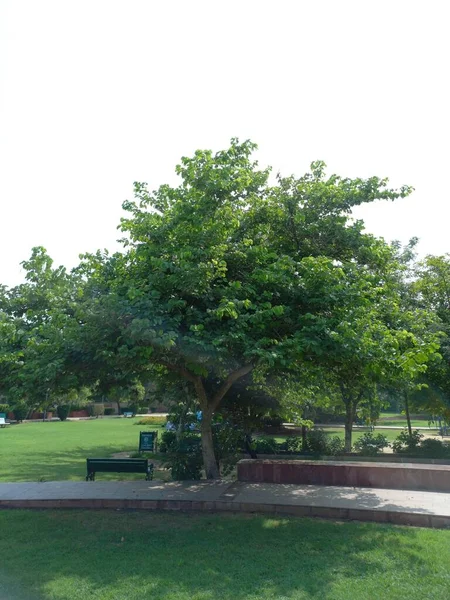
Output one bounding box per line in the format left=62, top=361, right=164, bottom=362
left=73, top=139, right=414, bottom=477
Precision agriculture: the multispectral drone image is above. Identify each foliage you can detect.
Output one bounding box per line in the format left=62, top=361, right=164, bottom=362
left=353, top=432, right=390, bottom=456
left=161, top=433, right=203, bottom=480
left=56, top=405, right=71, bottom=421
left=104, top=407, right=115, bottom=415
left=159, top=430, right=177, bottom=453
left=391, top=429, right=424, bottom=453
left=12, top=402, right=28, bottom=422
left=87, top=403, right=105, bottom=418
left=253, top=436, right=279, bottom=454
left=283, top=436, right=304, bottom=453
left=0, top=403, right=9, bottom=413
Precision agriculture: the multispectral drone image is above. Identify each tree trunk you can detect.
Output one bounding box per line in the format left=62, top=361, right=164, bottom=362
left=301, top=425, right=307, bottom=446
left=200, top=410, right=220, bottom=479
left=116, top=400, right=121, bottom=415
left=404, top=392, right=412, bottom=437
left=344, top=400, right=357, bottom=453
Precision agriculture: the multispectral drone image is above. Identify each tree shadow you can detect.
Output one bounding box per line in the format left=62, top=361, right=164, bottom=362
left=0, top=510, right=445, bottom=600
left=2, top=444, right=169, bottom=482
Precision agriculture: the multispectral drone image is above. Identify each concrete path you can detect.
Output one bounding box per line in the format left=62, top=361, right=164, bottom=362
left=1, top=480, right=449, bottom=528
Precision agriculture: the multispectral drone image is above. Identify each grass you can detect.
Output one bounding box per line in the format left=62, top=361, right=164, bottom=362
left=378, top=413, right=439, bottom=428
left=0, top=510, right=449, bottom=600
left=0, top=417, right=168, bottom=482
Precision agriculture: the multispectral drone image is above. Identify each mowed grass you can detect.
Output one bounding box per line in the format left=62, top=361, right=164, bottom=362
left=0, top=417, right=166, bottom=482
left=378, top=413, right=439, bottom=428
left=0, top=510, right=449, bottom=600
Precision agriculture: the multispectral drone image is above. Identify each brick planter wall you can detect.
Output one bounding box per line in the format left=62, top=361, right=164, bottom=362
left=237, top=459, right=450, bottom=492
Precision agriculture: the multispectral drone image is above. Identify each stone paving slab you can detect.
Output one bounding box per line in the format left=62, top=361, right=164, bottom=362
left=0, top=480, right=231, bottom=501
left=0, top=480, right=449, bottom=528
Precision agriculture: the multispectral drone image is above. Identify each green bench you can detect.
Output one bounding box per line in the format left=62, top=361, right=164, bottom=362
left=86, top=458, right=154, bottom=481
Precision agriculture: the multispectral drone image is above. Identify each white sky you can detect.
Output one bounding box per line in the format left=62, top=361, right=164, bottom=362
left=1, top=0, right=449, bottom=286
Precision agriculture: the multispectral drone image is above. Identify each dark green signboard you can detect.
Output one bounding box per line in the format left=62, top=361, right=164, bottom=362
left=139, top=431, right=157, bottom=452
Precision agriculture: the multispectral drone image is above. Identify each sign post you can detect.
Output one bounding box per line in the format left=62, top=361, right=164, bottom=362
left=139, top=431, right=157, bottom=453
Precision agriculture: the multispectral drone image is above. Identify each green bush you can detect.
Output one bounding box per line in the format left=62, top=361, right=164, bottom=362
left=159, top=430, right=177, bottom=453
left=87, top=404, right=105, bottom=418
left=354, top=432, right=390, bottom=456
left=284, top=436, right=303, bottom=453
left=56, top=405, right=71, bottom=421
left=392, top=429, right=423, bottom=454
left=254, top=437, right=278, bottom=454
left=12, top=402, right=28, bottom=422
left=303, top=429, right=329, bottom=455
left=418, top=438, right=450, bottom=458
left=162, top=433, right=203, bottom=480
left=326, top=435, right=345, bottom=456
left=0, top=403, right=10, bottom=414
left=212, top=423, right=244, bottom=475
left=104, top=408, right=115, bottom=416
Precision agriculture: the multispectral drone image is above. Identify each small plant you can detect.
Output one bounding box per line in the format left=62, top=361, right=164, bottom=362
left=392, top=429, right=423, bottom=454
left=418, top=438, right=450, bottom=458
left=326, top=435, right=345, bottom=456
left=303, top=429, right=329, bottom=455
left=159, top=430, right=177, bottom=453
left=56, top=405, right=71, bottom=421
left=284, top=436, right=303, bottom=454
left=12, top=402, right=28, bottom=422
left=254, top=437, right=278, bottom=454
left=354, top=432, right=389, bottom=456
left=161, top=433, right=203, bottom=480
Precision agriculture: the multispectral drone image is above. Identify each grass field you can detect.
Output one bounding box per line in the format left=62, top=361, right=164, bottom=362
left=377, top=413, right=439, bottom=428
left=0, top=510, right=449, bottom=600
left=0, top=417, right=167, bottom=482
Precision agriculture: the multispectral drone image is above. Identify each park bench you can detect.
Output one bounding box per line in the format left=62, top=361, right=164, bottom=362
left=86, top=458, right=153, bottom=481
left=123, top=412, right=133, bottom=418
left=0, top=417, right=10, bottom=428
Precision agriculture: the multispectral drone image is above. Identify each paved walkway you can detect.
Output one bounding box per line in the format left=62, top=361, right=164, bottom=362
left=1, top=480, right=449, bottom=528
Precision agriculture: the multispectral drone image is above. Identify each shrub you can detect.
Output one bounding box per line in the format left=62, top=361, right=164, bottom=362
left=87, top=404, right=105, bottom=418
left=56, top=405, right=71, bottom=421
left=162, top=433, right=203, bottom=480
left=326, top=435, right=345, bottom=456
left=284, top=436, right=303, bottom=454
left=418, top=438, right=450, bottom=458
left=303, top=429, right=329, bottom=455
left=212, top=423, right=245, bottom=475
left=137, top=406, right=149, bottom=414
left=0, top=403, right=9, bottom=414
left=12, top=402, right=28, bottom=422
left=392, top=429, right=423, bottom=454
left=354, top=432, right=390, bottom=456
left=159, top=430, right=177, bottom=453
left=104, top=408, right=115, bottom=416
left=254, top=437, right=278, bottom=454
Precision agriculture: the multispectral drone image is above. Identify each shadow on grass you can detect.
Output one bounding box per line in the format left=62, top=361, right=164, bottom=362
left=0, top=510, right=446, bottom=600
left=1, top=444, right=168, bottom=483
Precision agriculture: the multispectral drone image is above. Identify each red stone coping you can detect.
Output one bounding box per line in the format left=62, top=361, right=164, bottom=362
left=237, top=459, right=450, bottom=492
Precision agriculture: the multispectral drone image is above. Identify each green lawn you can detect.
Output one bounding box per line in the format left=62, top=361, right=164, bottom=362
left=0, top=511, right=449, bottom=600
left=0, top=418, right=167, bottom=482
left=378, top=413, right=439, bottom=428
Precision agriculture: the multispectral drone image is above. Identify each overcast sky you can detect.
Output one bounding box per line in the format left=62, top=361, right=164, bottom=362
left=1, top=0, right=449, bottom=286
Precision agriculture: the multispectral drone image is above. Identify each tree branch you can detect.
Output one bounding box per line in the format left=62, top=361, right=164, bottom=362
left=211, top=364, right=254, bottom=411
left=158, top=361, right=198, bottom=385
